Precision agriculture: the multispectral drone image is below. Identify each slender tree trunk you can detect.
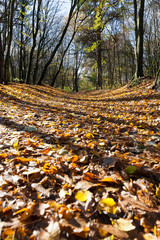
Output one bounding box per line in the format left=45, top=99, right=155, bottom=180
left=97, top=30, right=102, bottom=89
left=0, top=34, right=3, bottom=83
left=134, top=0, right=145, bottom=79
left=4, top=0, right=16, bottom=84
left=152, top=67, right=160, bottom=90
left=51, top=29, right=76, bottom=87
left=19, top=2, right=25, bottom=83
left=26, top=0, right=42, bottom=84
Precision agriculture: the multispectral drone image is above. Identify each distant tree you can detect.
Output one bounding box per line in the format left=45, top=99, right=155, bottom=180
left=79, top=0, right=121, bottom=89
left=144, top=0, right=160, bottom=76
left=26, top=0, right=42, bottom=84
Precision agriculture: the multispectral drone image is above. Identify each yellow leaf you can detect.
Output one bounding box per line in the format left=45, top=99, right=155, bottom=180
left=156, top=185, right=160, bottom=198
left=16, top=208, right=28, bottom=214
left=100, top=198, right=116, bottom=207
left=85, top=133, right=94, bottom=139
left=75, top=190, right=92, bottom=202
left=100, top=177, right=117, bottom=183
left=99, top=227, right=108, bottom=237
left=13, top=141, right=19, bottom=150
left=97, top=198, right=117, bottom=214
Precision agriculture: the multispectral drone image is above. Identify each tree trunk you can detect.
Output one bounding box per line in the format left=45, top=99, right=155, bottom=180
left=97, top=30, right=102, bottom=89
left=134, top=0, right=145, bottom=79
left=0, top=34, right=3, bottom=83
left=19, top=2, right=25, bottom=83
left=51, top=28, right=77, bottom=87
left=152, top=68, right=160, bottom=90
left=26, top=0, right=42, bottom=84
left=4, top=0, right=16, bottom=84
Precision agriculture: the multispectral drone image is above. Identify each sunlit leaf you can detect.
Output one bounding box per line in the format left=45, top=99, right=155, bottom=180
left=100, top=177, right=117, bottom=183
left=97, top=198, right=117, bottom=214
left=13, top=141, right=19, bottom=150
left=112, top=218, right=136, bottom=231
left=85, top=132, right=94, bottom=139
left=0, top=153, right=7, bottom=159
left=100, top=198, right=116, bottom=207
left=83, top=172, right=98, bottom=182
left=1, top=228, right=15, bottom=239
left=75, top=190, right=92, bottom=202
left=14, top=157, right=37, bottom=162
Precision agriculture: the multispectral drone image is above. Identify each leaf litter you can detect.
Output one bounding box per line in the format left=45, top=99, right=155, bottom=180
left=0, top=80, right=160, bottom=240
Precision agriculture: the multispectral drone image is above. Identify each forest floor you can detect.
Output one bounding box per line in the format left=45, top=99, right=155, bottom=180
left=0, top=79, right=160, bottom=240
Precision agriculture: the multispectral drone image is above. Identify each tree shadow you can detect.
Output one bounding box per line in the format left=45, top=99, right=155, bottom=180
left=0, top=87, right=159, bottom=136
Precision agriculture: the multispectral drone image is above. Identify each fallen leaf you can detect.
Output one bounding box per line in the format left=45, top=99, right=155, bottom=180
left=75, top=190, right=92, bottom=202
left=125, top=165, right=137, bottom=175
left=97, top=198, right=117, bottom=214
left=112, top=218, right=136, bottom=231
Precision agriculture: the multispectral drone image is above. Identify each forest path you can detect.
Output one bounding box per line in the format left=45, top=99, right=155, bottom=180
left=0, top=80, right=160, bottom=239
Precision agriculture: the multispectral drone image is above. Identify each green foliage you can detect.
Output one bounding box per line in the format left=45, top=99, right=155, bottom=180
left=130, top=78, right=141, bottom=87
left=125, top=166, right=137, bottom=175
left=85, top=41, right=100, bottom=53
left=13, top=78, right=21, bottom=83
left=86, top=72, right=97, bottom=86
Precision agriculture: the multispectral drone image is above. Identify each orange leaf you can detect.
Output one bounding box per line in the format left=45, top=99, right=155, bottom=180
left=14, top=157, right=37, bottom=162
left=83, top=172, right=98, bottom=182
left=1, top=229, right=15, bottom=239
left=3, top=207, right=12, bottom=213
left=58, top=206, right=72, bottom=219
left=71, top=162, right=77, bottom=168
left=19, top=202, right=36, bottom=221
left=0, top=153, right=7, bottom=159
left=100, top=177, right=117, bottom=183
left=71, top=155, right=79, bottom=162
left=39, top=148, right=50, bottom=154
left=74, top=227, right=89, bottom=238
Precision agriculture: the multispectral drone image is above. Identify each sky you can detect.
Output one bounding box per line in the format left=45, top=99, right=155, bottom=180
left=59, top=0, right=71, bottom=14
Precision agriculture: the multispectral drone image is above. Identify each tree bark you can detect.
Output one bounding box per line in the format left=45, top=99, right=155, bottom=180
left=0, top=34, right=3, bottom=83
left=26, top=0, right=42, bottom=84
left=134, top=0, right=145, bottom=79
left=19, top=1, right=25, bottom=83
left=4, top=0, right=16, bottom=84
left=152, top=68, right=160, bottom=90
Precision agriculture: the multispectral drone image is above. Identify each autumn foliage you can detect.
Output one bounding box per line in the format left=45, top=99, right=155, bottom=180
left=0, top=79, right=160, bottom=239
